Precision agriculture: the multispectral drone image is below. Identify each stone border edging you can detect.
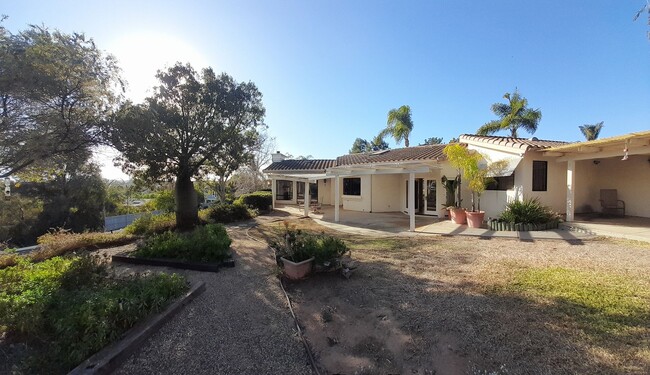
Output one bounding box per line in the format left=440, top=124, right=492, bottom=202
left=111, top=254, right=234, bottom=272
left=487, top=220, right=559, bottom=231
left=68, top=281, right=206, bottom=375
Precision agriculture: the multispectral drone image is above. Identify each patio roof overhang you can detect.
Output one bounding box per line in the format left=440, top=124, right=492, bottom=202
left=544, top=130, right=650, bottom=161
left=267, top=172, right=327, bottom=182
left=326, top=161, right=438, bottom=177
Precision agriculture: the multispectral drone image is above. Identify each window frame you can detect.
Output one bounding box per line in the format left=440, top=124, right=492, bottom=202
left=532, top=160, right=548, bottom=192
left=485, top=173, right=515, bottom=191
left=276, top=180, right=293, bottom=200
left=343, top=177, right=361, bottom=196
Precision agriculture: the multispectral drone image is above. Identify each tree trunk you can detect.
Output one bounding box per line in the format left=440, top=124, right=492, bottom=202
left=175, top=173, right=198, bottom=230
left=456, top=174, right=462, bottom=209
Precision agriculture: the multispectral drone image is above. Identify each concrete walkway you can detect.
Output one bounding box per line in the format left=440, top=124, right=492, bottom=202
left=114, top=218, right=312, bottom=375
left=276, top=205, right=594, bottom=241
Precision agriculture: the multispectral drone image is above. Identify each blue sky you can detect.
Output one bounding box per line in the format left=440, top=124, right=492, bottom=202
left=4, top=1, right=649, bottom=177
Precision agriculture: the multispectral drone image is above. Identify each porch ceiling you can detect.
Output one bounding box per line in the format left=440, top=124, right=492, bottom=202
left=544, top=130, right=650, bottom=161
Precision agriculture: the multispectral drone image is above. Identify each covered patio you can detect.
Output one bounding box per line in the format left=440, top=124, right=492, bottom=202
left=545, top=130, right=650, bottom=222
left=273, top=205, right=597, bottom=242
left=563, top=214, right=650, bottom=243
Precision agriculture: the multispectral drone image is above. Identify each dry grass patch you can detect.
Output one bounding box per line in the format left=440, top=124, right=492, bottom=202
left=254, top=217, right=650, bottom=374
left=0, top=231, right=136, bottom=269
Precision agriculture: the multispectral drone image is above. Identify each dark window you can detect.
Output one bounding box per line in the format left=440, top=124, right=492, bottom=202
left=297, top=182, right=305, bottom=199
left=343, top=178, right=361, bottom=196
left=486, top=174, right=515, bottom=191
left=297, top=182, right=318, bottom=200
left=276, top=180, right=293, bottom=200
left=532, top=161, right=548, bottom=191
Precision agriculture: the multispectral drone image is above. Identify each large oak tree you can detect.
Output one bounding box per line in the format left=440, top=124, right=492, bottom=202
left=0, top=23, right=123, bottom=178
left=111, top=63, right=265, bottom=229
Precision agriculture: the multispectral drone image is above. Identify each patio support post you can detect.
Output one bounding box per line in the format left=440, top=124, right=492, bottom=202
left=566, top=160, right=575, bottom=222
left=408, top=172, right=415, bottom=232
left=271, top=178, right=276, bottom=209
left=304, top=182, right=310, bottom=217
left=334, top=176, right=340, bottom=222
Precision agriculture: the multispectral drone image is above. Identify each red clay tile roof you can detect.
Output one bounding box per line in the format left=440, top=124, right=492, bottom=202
left=263, top=159, right=337, bottom=172
left=459, top=134, right=569, bottom=150
left=336, top=144, right=447, bottom=166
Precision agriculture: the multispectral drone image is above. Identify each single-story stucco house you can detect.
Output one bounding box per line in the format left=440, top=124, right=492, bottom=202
left=264, top=131, right=650, bottom=231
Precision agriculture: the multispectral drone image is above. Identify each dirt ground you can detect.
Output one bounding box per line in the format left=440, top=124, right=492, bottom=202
left=251, top=218, right=650, bottom=375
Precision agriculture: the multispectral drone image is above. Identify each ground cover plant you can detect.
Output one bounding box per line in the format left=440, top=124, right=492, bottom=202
left=0, top=255, right=187, bottom=374
left=0, top=231, right=136, bottom=269
left=133, top=224, right=232, bottom=263
left=251, top=218, right=650, bottom=374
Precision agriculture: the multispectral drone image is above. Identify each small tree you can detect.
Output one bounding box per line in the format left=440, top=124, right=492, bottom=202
left=443, top=144, right=478, bottom=209
left=443, top=144, right=509, bottom=212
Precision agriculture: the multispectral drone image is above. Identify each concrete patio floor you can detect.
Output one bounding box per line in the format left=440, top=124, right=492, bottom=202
left=562, top=214, right=650, bottom=243
left=274, top=205, right=596, bottom=242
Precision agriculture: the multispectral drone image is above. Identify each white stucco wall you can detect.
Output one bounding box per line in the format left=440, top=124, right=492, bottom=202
left=318, top=179, right=332, bottom=205
left=342, top=175, right=371, bottom=212
left=371, top=174, right=402, bottom=212
left=516, top=152, right=568, bottom=215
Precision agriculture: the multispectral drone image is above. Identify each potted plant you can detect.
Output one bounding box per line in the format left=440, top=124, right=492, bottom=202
left=272, top=222, right=315, bottom=280
left=441, top=175, right=464, bottom=222
left=443, top=144, right=507, bottom=228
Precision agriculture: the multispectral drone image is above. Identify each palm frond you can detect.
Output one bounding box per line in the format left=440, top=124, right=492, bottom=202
left=477, top=120, right=503, bottom=135
left=579, top=121, right=604, bottom=141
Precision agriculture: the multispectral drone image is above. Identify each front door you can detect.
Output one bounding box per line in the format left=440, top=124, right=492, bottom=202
left=405, top=179, right=425, bottom=214
left=425, top=179, right=438, bottom=215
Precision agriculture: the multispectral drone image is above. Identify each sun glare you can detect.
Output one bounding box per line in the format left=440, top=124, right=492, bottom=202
left=108, top=31, right=209, bottom=103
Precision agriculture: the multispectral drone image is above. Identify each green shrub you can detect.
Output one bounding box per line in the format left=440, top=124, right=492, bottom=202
left=0, top=255, right=187, bottom=373
left=134, top=224, right=232, bottom=263
left=499, top=197, right=560, bottom=225
left=271, top=222, right=349, bottom=265
left=124, top=212, right=176, bottom=235
left=234, top=191, right=272, bottom=212
left=207, top=202, right=255, bottom=223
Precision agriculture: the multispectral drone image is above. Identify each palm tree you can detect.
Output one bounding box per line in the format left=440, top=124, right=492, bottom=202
left=579, top=122, right=604, bottom=141
left=477, top=90, right=542, bottom=138
left=381, top=105, right=414, bottom=147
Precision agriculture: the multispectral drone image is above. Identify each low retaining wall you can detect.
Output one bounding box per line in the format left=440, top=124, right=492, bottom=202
left=487, top=220, right=559, bottom=231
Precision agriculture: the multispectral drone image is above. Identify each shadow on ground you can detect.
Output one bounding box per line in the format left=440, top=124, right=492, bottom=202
left=284, top=250, right=648, bottom=374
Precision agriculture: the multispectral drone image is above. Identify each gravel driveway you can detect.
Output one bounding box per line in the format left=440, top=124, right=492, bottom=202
left=114, top=218, right=312, bottom=375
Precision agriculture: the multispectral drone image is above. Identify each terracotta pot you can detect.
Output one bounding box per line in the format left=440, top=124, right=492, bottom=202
left=466, top=211, right=485, bottom=228
left=281, top=256, right=314, bottom=280
left=448, top=207, right=467, bottom=224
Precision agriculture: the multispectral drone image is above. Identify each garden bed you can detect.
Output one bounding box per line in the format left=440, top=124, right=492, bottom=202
left=112, top=253, right=234, bottom=272
left=0, top=255, right=188, bottom=374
